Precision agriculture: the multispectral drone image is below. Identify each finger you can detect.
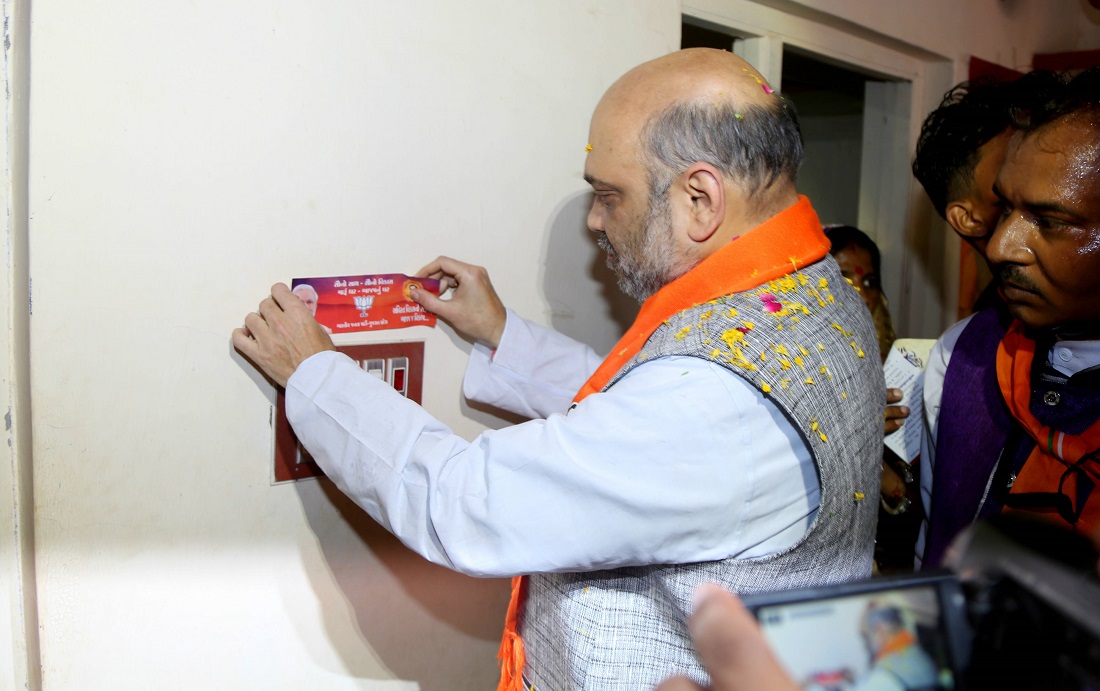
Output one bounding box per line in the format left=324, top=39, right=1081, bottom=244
left=415, top=256, right=447, bottom=279
left=231, top=327, right=256, bottom=356
left=243, top=311, right=270, bottom=339
left=884, top=405, right=909, bottom=434
left=884, top=405, right=910, bottom=420
left=270, top=283, right=302, bottom=312
left=886, top=387, right=903, bottom=404
left=689, top=585, right=796, bottom=691
left=410, top=286, right=449, bottom=316
left=653, top=676, right=704, bottom=691
left=438, top=257, right=489, bottom=290
left=690, top=585, right=754, bottom=690
left=415, top=255, right=468, bottom=280
left=257, top=296, right=283, bottom=323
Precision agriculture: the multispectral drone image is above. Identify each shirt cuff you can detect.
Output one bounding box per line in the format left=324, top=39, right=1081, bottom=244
left=463, top=309, right=523, bottom=396
left=287, top=349, right=348, bottom=398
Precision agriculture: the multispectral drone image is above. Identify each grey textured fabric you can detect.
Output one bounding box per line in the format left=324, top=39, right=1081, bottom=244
left=520, top=254, right=884, bottom=690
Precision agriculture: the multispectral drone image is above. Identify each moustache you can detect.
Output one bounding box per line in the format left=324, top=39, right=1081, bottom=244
left=596, top=233, right=617, bottom=259
left=996, top=265, right=1041, bottom=293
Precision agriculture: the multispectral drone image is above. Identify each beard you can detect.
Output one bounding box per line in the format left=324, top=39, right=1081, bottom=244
left=597, top=192, right=692, bottom=303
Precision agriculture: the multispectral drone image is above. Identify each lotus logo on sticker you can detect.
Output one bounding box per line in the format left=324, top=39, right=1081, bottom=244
left=353, top=295, right=374, bottom=317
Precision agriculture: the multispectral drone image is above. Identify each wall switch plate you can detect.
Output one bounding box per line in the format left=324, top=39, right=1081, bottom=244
left=272, top=341, right=425, bottom=483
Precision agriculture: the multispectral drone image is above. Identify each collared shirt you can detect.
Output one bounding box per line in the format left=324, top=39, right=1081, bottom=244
left=286, top=310, right=819, bottom=578
left=917, top=316, right=1100, bottom=564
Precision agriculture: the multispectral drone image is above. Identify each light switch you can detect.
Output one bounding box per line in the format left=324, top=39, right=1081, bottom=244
left=389, top=356, right=408, bottom=396
left=273, top=342, right=425, bottom=483
left=364, top=358, right=385, bottom=380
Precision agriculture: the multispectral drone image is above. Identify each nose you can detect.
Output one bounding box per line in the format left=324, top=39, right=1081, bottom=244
left=986, top=212, right=1033, bottom=268
left=587, top=198, right=604, bottom=234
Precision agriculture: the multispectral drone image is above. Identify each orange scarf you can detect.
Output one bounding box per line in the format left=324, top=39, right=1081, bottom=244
left=496, top=196, right=827, bottom=690
left=874, top=629, right=919, bottom=662
left=996, top=320, right=1100, bottom=533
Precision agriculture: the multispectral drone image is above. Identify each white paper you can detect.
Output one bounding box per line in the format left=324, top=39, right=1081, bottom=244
left=882, top=338, right=936, bottom=464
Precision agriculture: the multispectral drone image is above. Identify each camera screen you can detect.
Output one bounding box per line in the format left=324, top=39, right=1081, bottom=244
left=756, top=584, right=958, bottom=690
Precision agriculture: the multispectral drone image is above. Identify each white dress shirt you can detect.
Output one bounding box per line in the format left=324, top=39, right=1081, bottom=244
left=286, top=310, right=819, bottom=578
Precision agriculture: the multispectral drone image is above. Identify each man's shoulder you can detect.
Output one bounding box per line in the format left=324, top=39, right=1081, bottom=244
left=933, top=305, right=1011, bottom=368
left=933, top=313, right=976, bottom=359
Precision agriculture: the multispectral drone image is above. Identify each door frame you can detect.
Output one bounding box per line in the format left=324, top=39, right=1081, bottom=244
left=684, top=0, right=962, bottom=338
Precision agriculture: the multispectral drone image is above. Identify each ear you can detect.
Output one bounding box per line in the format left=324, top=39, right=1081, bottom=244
left=945, top=201, right=988, bottom=239
left=675, top=163, right=726, bottom=243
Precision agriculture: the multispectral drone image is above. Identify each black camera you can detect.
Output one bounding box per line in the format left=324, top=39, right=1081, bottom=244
left=741, top=517, right=1100, bottom=690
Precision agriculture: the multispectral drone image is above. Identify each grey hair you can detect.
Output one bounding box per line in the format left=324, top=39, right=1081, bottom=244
left=640, top=96, right=804, bottom=199
left=864, top=604, right=905, bottom=631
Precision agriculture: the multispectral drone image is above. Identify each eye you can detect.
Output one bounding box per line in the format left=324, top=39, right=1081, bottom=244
left=1032, top=215, right=1063, bottom=232
left=594, top=193, right=616, bottom=210
left=861, top=275, right=881, bottom=291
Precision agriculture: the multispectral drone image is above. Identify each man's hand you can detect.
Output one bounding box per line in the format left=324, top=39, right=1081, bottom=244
left=884, top=388, right=910, bottom=435
left=656, top=585, right=797, bottom=691
left=232, top=283, right=335, bottom=387
left=412, top=256, right=507, bottom=349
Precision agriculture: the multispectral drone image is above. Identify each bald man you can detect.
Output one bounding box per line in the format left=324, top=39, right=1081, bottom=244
left=235, top=49, right=884, bottom=690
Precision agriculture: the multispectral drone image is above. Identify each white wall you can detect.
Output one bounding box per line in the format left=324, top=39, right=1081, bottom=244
left=783, top=0, right=1100, bottom=68
left=23, top=1, right=673, bottom=689
left=7, top=1, right=1099, bottom=689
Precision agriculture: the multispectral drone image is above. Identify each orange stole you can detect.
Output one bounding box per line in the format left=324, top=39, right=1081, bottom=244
left=996, top=321, right=1100, bottom=533
left=496, top=196, right=828, bottom=690
left=874, top=629, right=919, bottom=662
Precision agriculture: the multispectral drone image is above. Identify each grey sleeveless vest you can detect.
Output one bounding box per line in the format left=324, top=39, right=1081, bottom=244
left=519, top=254, right=884, bottom=690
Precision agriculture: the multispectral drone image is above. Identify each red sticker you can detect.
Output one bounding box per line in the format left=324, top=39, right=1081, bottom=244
left=291, top=273, right=441, bottom=334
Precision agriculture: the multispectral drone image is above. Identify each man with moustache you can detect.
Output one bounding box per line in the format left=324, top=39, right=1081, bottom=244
left=913, top=71, right=1062, bottom=315
left=234, top=48, right=884, bottom=689
left=896, top=74, right=1056, bottom=566
left=919, top=67, right=1100, bottom=568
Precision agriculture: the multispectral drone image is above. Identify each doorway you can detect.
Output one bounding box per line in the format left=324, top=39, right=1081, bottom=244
left=682, top=21, right=897, bottom=230
left=681, top=18, right=919, bottom=336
